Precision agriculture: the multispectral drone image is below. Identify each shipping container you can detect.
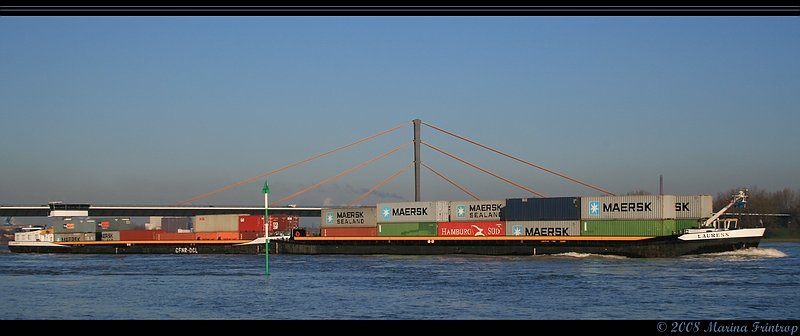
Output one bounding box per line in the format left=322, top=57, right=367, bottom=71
left=157, top=232, right=198, bottom=240
left=94, top=218, right=136, bottom=231
left=148, top=216, right=162, bottom=230
left=377, top=201, right=449, bottom=223
left=195, top=232, right=240, bottom=240
left=98, top=231, right=120, bottom=241
left=268, top=214, right=300, bottom=233
left=53, top=218, right=97, bottom=233
left=580, top=220, right=678, bottom=236
left=504, top=197, right=580, bottom=221
left=675, top=195, right=714, bottom=219
left=677, top=219, right=703, bottom=232
left=448, top=200, right=505, bottom=222
left=377, top=222, right=437, bottom=236
left=237, top=215, right=298, bottom=234
left=193, top=214, right=242, bottom=232
left=580, top=195, right=677, bottom=220
left=54, top=232, right=96, bottom=242
left=161, top=217, right=192, bottom=233
left=321, top=207, right=378, bottom=228
left=438, top=221, right=505, bottom=237
left=239, top=231, right=263, bottom=240
left=119, top=230, right=164, bottom=241
left=239, top=215, right=265, bottom=232
left=321, top=227, right=378, bottom=237
left=506, top=221, right=581, bottom=237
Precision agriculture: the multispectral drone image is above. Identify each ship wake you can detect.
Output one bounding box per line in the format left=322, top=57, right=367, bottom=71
left=695, top=247, right=786, bottom=259
left=548, top=252, right=628, bottom=259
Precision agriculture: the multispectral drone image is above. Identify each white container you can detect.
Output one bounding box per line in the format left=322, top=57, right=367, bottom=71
left=581, top=195, right=677, bottom=220
left=506, top=221, right=581, bottom=237
left=448, top=200, right=505, bottom=222
left=321, top=207, right=377, bottom=228
left=675, top=195, right=713, bottom=219
left=193, top=214, right=242, bottom=232
left=377, top=201, right=449, bottom=223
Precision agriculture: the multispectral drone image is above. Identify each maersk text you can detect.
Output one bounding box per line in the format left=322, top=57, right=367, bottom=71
left=392, top=207, right=428, bottom=216
left=603, top=202, right=652, bottom=212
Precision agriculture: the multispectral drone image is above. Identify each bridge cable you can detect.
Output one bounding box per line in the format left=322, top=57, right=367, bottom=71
left=276, top=142, right=410, bottom=204
left=422, top=163, right=480, bottom=201
left=177, top=122, right=410, bottom=205
left=422, top=141, right=546, bottom=197
left=349, top=162, right=414, bottom=206
left=422, top=122, right=615, bottom=196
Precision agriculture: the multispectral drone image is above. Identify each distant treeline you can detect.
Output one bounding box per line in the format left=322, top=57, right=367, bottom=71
left=626, top=188, right=798, bottom=229
left=713, top=188, right=798, bottom=230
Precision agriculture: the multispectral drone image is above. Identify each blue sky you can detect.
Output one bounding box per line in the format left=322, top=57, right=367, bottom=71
left=2, top=16, right=799, bottom=207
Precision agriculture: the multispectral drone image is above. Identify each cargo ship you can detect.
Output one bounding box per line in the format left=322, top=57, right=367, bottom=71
left=271, top=191, right=764, bottom=258
left=8, top=214, right=295, bottom=254
left=8, top=191, right=765, bottom=258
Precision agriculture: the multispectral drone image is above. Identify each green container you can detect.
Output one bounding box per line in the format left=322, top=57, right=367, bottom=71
left=580, top=220, right=677, bottom=236
left=677, top=219, right=702, bottom=232
left=377, top=222, right=437, bottom=236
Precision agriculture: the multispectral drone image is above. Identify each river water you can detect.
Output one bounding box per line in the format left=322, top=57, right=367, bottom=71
left=0, top=243, right=797, bottom=320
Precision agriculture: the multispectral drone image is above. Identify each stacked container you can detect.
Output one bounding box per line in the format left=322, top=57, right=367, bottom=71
left=148, top=216, right=162, bottom=230
left=377, top=201, right=447, bottom=237
left=157, top=232, right=198, bottom=240
left=54, top=218, right=97, bottom=233
left=268, top=214, right=300, bottom=236
left=238, top=214, right=299, bottom=237
left=99, top=231, right=120, bottom=241
left=238, top=215, right=265, bottom=233
left=675, top=195, right=713, bottom=232
left=119, top=230, right=164, bottom=241
left=504, top=197, right=581, bottom=237
left=580, top=195, right=677, bottom=236
left=54, top=232, right=96, bottom=242
left=160, top=217, right=192, bottom=233
left=440, top=200, right=505, bottom=236
left=195, top=232, right=240, bottom=240
left=54, top=218, right=97, bottom=242
left=95, top=218, right=135, bottom=231
left=193, top=214, right=241, bottom=232
left=320, top=207, right=377, bottom=237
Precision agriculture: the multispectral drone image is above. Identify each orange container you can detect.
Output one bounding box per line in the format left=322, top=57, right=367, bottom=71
left=195, top=232, right=241, bottom=240
left=157, top=232, right=197, bottom=241
left=119, top=230, right=164, bottom=241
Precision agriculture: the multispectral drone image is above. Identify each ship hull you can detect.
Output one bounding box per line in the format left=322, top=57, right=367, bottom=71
left=272, top=235, right=762, bottom=258
left=8, top=241, right=268, bottom=254
left=9, top=229, right=764, bottom=258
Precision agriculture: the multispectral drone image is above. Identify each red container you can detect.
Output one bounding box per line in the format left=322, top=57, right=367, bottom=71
left=239, top=231, right=263, bottom=240
left=321, top=227, right=377, bottom=237
left=157, top=232, right=197, bottom=241
left=269, top=214, right=300, bottom=233
left=437, top=221, right=505, bottom=237
left=195, top=232, right=241, bottom=240
left=119, top=230, right=164, bottom=241
left=238, top=215, right=298, bottom=234
left=238, top=215, right=265, bottom=232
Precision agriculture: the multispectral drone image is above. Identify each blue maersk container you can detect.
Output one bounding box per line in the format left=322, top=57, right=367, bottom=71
left=503, top=197, right=580, bottom=221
